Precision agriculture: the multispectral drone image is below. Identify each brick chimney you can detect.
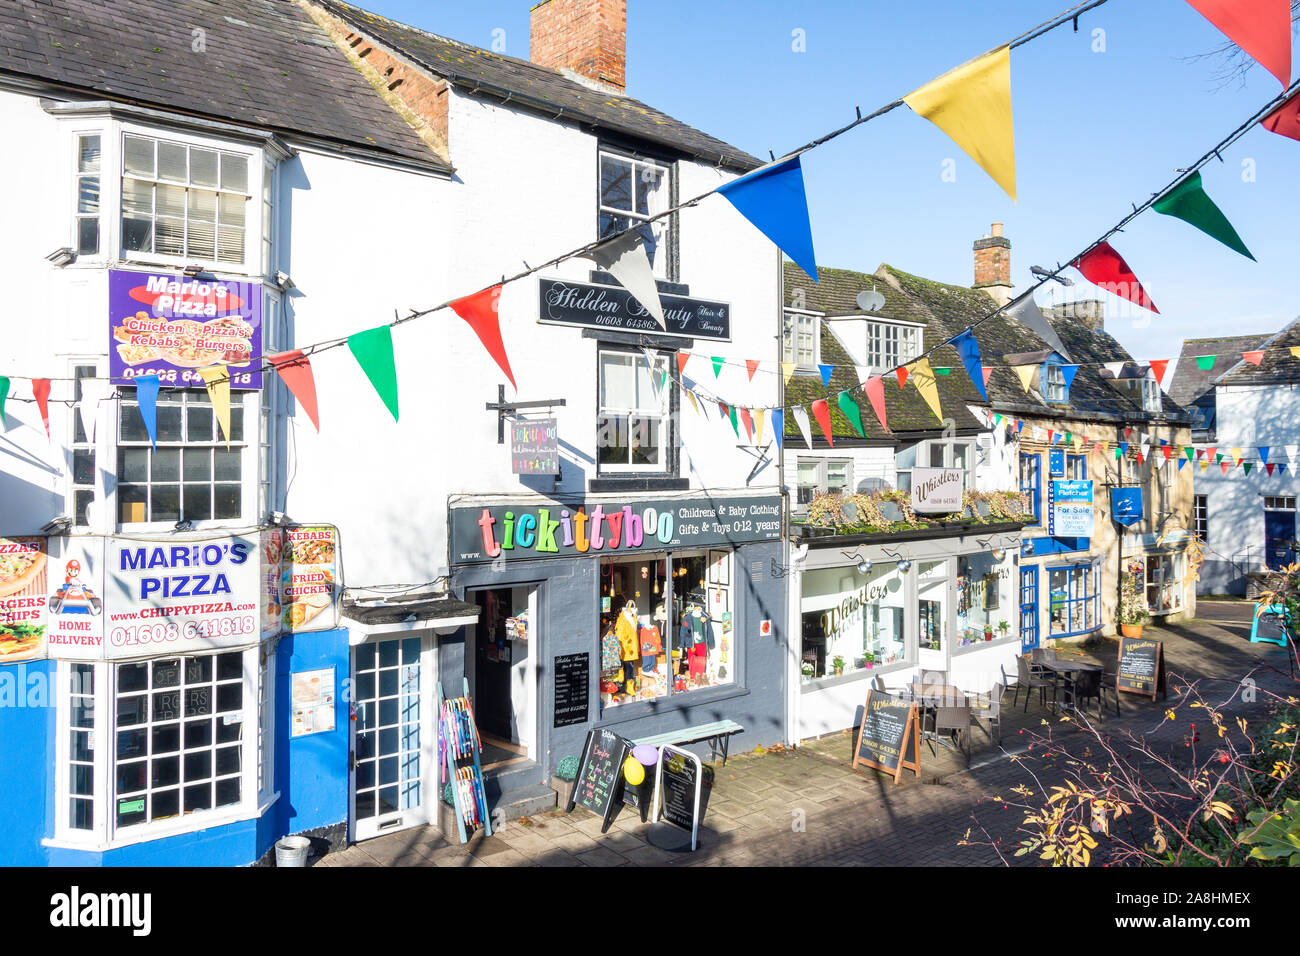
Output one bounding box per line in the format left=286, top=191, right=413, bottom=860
left=973, top=222, right=1013, bottom=306
left=530, top=0, right=627, bottom=93
left=1045, top=299, right=1106, bottom=332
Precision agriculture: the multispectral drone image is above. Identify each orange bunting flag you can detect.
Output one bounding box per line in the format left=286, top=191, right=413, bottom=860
left=895, top=365, right=910, bottom=389
left=449, top=284, right=517, bottom=390
left=1148, top=359, right=1169, bottom=385
left=745, top=359, right=760, bottom=382
left=863, top=376, right=888, bottom=432
left=739, top=407, right=754, bottom=442
left=267, top=350, right=321, bottom=432
left=677, top=352, right=691, bottom=377
left=32, top=379, right=51, bottom=440
left=1242, top=350, right=1264, bottom=366
left=810, top=399, right=834, bottom=447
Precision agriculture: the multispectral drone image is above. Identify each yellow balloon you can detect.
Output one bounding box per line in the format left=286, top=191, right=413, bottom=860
left=623, top=755, right=645, bottom=786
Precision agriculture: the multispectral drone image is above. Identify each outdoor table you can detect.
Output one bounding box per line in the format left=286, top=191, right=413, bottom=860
left=1041, top=659, right=1101, bottom=713
left=903, top=682, right=972, bottom=752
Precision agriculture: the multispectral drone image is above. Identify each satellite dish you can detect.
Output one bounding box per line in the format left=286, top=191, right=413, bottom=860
left=856, top=287, right=886, bottom=313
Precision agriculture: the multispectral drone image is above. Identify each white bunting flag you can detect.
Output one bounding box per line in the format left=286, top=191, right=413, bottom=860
left=76, top=377, right=113, bottom=442
left=792, top=405, right=814, bottom=450
left=584, top=230, right=666, bottom=329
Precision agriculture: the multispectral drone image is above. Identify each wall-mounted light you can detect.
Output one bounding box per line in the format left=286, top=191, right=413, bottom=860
left=45, top=247, right=76, bottom=267
left=882, top=546, right=911, bottom=574
left=41, top=515, right=72, bottom=534
left=992, top=548, right=1006, bottom=561
left=841, top=548, right=871, bottom=575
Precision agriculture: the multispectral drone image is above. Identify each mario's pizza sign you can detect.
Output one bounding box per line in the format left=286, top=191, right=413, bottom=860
left=108, top=269, right=263, bottom=390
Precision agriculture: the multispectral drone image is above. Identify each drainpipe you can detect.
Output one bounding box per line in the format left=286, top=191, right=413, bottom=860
left=1114, top=422, right=1125, bottom=635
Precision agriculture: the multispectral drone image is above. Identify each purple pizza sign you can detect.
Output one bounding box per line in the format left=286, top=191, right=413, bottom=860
left=109, top=269, right=263, bottom=390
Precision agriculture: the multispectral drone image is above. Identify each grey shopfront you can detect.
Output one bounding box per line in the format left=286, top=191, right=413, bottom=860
left=443, top=491, right=789, bottom=796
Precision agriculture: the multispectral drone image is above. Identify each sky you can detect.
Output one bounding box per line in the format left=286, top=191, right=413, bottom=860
left=364, top=0, right=1300, bottom=374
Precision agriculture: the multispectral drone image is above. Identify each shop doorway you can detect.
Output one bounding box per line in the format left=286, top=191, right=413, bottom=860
left=1265, top=508, right=1296, bottom=570
left=469, top=586, right=538, bottom=767
left=349, top=633, right=434, bottom=842
left=1019, top=566, right=1039, bottom=651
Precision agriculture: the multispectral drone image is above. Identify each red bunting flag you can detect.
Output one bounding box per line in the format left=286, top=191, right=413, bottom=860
left=677, top=352, right=691, bottom=377
left=810, top=399, right=834, bottom=447
left=981, top=366, right=993, bottom=390
left=1267, top=463, right=1276, bottom=476
left=895, top=365, right=910, bottom=389
left=449, top=284, right=517, bottom=390
left=1183, top=0, right=1292, bottom=89
left=1148, top=358, right=1169, bottom=385
left=863, top=376, right=888, bottom=432
left=1196, top=448, right=1205, bottom=460
left=1262, top=89, right=1300, bottom=141
left=1125, top=427, right=1133, bottom=439
left=267, top=350, right=320, bottom=431
left=32, top=379, right=51, bottom=439
left=1072, top=242, right=1159, bottom=314
left=745, top=360, right=760, bottom=382
left=1242, top=350, right=1265, bottom=366
left=1221, top=461, right=1229, bottom=475
left=717, top=399, right=730, bottom=420
left=1047, top=429, right=1055, bottom=444
left=739, top=407, right=754, bottom=442
left=1162, top=445, right=1172, bottom=461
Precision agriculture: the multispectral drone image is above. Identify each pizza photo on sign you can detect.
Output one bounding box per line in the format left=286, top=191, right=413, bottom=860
left=0, top=537, right=49, bottom=663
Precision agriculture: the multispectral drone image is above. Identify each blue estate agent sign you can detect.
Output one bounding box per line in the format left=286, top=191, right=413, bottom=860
left=1049, top=480, right=1094, bottom=538
left=448, top=496, right=782, bottom=565
left=1111, top=487, right=1144, bottom=527
left=1048, top=448, right=1065, bottom=478
left=538, top=278, right=731, bottom=341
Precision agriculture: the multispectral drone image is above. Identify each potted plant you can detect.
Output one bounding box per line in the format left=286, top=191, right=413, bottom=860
left=983, top=624, right=994, bottom=641
left=863, top=651, right=875, bottom=670
left=1119, top=572, right=1150, bottom=638
left=831, top=655, right=845, bottom=676
left=998, top=620, right=1011, bottom=639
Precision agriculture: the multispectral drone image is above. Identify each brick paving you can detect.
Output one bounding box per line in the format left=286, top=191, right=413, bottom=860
left=318, top=601, right=1296, bottom=867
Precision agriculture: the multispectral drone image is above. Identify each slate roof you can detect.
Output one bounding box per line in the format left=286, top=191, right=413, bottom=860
left=314, top=0, right=762, bottom=172
left=1205, top=317, right=1300, bottom=390
left=1167, top=334, right=1271, bottom=405
left=0, top=0, right=447, bottom=169
left=784, top=260, right=1190, bottom=441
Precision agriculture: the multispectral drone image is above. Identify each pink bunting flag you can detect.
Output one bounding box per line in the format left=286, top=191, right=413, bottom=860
left=739, top=407, right=754, bottom=442
left=810, top=399, right=834, bottom=447
left=1184, top=0, right=1292, bottom=88
left=1242, top=350, right=1264, bottom=366
left=981, top=366, right=993, bottom=389
left=268, top=350, right=321, bottom=432
left=863, top=376, right=888, bottom=432
left=745, top=360, right=760, bottom=382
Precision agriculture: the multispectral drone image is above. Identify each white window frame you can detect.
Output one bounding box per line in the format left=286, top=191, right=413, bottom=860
left=112, top=387, right=259, bottom=532
left=1194, top=494, right=1208, bottom=541
left=50, top=648, right=275, bottom=850
left=73, top=131, right=104, bottom=257
left=596, top=349, right=671, bottom=475
left=896, top=438, right=975, bottom=492
left=866, top=319, right=923, bottom=373
left=1043, top=363, right=1068, bottom=403
left=782, top=309, right=821, bottom=368
left=1264, top=496, right=1297, bottom=512
left=67, top=360, right=105, bottom=529
left=1145, top=553, right=1183, bottom=616
left=1142, top=375, right=1161, bottom=414
left=598, top=149, right=673, bottom=280
left=794, top=457, right=852, bottom=508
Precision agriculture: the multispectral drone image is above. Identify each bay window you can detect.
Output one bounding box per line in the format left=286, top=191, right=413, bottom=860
left=1048, top=564, right=1098, bottom=637
left=800, top=563, right=907, bottom=681
left=956, top=551, right=1015, bottom=648
left=1145, top=553, right=1183, bottom=615
left=74, top=133, right=102, bottom=256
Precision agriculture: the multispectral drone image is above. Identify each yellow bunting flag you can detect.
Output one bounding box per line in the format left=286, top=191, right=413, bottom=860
left=1231, top=447, right=1243, bottom=466
left=754, top=408, right=766, bottom=446
left=1200, top=459, right=1208, bottom=474
left=903, top=45, right=1016, bottom=201
left=685, top=389, right=700, bottom=415
left=198, top=366, right=232, bottom=447
left=1291, top=347, right=1300, bottom=360
left=781, top=362, right=797, bottom=386
left=1012, top=364, right=1036, bottom=393
left=909, top=357, right=943, bottom=422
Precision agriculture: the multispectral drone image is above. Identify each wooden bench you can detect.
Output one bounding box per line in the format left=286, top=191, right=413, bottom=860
left=633, top=719, right=745, bottom=766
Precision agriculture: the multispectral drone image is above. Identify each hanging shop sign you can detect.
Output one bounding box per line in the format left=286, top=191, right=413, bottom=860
left=109, top=269, right=263, bottom=389
left=538, top=278, right=731, bottom=341
left=511, top=417, right=559, bottom=475
left=852, top=688, right=921, bottom=783
left=280, top=525, right=342, bottom=633
left=1049, top=448, right=1066, bottom=478
left=566, top=727, right=633, bottom=833
left=1116, top=635, right=1165, bottom=701
left=0, top=537, right=49, bottom=665
left=1049, top=479, right=1094, bottom=538
left=910, top=467, right=964, bottom=514
left=449, top=495, right=782, bottom=565
left=1111, top=487, right=1144, bottom=527
left=44, top=533, right=262, bottom=660
left=553, top=652, right=590, bottom=728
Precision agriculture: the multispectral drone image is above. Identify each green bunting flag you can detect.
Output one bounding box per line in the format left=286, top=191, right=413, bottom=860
left=347, top=325, right=400, bottom=422
left=837, top=390, right=866, bottom=438
left=1243, top=461, right=1253, bottom=475
left=1196, top=355, right=1217, bottom=371
left=0, top=376, right=7, bottom=426
left=1184, top=447, right=1195, bottom=463
left=1152, top=171, right=1254, bottom=260
left=727, top=402, right=739, bottom=437
left=712, top=356, right=724, bottom=379
left=933, top=367, right=952, bottom=375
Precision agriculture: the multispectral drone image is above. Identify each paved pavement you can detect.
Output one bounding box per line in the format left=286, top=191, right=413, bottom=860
left=319, top=600, right=1297, bottom=867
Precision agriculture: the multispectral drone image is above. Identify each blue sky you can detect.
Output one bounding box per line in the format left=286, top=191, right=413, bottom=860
left=366, top=0, right=1299, bottom=369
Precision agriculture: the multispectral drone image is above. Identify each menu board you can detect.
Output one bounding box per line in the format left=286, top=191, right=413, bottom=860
left=566, top=727, right=632, bottom=832
left=291, top=667, right=336, bottom=737
left=1116, top=636, right=1164, bottom=701
left=0, top=536, right=49, bottom=665
left=658, top=746, right=700, bottom=833
left=852, top=689, right=921, bottom=782
left=553, top=652, right=589, bottom=728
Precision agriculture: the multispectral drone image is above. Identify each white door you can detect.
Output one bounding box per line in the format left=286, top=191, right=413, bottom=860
left=917, top=559, right=949, bottom=676
left=350, top=633, right=433, bottom=841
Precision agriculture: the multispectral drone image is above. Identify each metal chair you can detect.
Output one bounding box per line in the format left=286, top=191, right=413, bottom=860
left=973, top=683, right=1006, bottom=743
left=933, top=704, right=973, bottom=764
left=1014, top=655, right=1054, bottom=711
left=1099, top=655, right=1122, bottom=716
left=1065, top=669, right=1103, bottom=717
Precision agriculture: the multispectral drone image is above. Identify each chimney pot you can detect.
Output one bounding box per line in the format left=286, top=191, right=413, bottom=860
left=972, top=225, right=1012, bottom=305
left=991, top=222, right=1003, bottom=237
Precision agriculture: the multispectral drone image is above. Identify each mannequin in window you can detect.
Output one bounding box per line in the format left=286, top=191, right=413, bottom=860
left=615, top=599, right=640, bottom=695
left=678, top=593, right=712, bottom=683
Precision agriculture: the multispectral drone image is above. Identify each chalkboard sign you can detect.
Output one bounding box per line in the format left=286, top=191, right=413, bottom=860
left=566, top=727, right=632, bottom=832
left=852, top=689, right=921, bottom=783
left=553, top=653, right=590, bottom=728
left=652, top=745, right=703, bottom=851
left=1116, top=635, right=1165, bottom=701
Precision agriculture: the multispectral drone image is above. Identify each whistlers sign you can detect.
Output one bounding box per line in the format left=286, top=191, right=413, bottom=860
left=449, top=496, right=782, bottom=565
left=911, top=467, right=964, bottom=514
left=538, top=278, right=731, bottom=341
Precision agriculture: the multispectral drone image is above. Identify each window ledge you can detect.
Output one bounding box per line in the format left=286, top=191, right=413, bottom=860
left=589, top=476, right=688, bottom=493
left=950, top=635, right=1019, bottom=657
left=800, top=660, right=909, bottom=692
left=597, top=684, right=750, bottom=725
left=42, top=790, right=279, bottom=853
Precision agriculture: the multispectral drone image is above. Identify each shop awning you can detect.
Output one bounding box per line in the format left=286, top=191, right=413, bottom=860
left=341, top=587, right=479, bottom=640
